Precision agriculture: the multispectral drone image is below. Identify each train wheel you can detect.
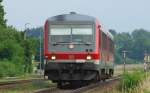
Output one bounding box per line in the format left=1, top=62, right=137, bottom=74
left=93, top=72, right=100, bottom=83
left=83, top=81, right=89, bottom=86
left=94, top=74, right=100, bottom=82
left=96, top=73, right=100, bottom=81
left=100, top=69, right=106, bottom=82
left=57, top=81, right=63, bottom=88
left=102, top=79, right=106, bottom=82
left=68, top=81, right=82, bottom=88
left=112, top=69, right=114, bottom=76
left=109, top=69, right=114, bottom=77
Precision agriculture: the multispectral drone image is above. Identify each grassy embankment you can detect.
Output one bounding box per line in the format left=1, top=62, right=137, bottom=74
left=0, top=80, right=56, bottom=93
left=106, top=69, right=150, bottom=93
left=85, top=64, right=150, bottom=93
left=0, top=74, right=44, bottom=83
left=0, top=74, right=56, bottom=93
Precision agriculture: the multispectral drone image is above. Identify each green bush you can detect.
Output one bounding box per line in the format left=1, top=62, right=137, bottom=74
left=119, top=70, right=145, bottom=91
left=0, top=3, right=37, bottom=78
left=0, top=61, right=24, bottom=78
left=0, top=39, right=25, bottom=78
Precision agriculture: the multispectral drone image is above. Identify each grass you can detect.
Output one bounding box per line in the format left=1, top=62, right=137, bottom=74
left=0, top=74, right=42, bottom=83
left=84, top=64, right=148, bottom=93
left=119, top=70, right=146, bottom=92
left=84, top=70, right=148, bottom=93
left=110, top=66, right=150, bottom=93
left=114, top=64, right=143, bottom=76
left=108, top=72, right=150, bottom=93
left=114, top=64, right=150, bottom=93
left=0, top=74, right=56, bottom=93
left=137, top=76, right=150, bottom=93
left=0, top=80, right=56, bottom=93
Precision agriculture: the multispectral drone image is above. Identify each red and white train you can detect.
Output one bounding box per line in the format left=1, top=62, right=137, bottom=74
left=44, top=12, right=114, bottom=87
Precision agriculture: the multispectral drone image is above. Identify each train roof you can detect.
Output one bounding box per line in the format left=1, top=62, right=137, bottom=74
left=47, top=12, right=96, bottom=22
left=106, top=31, right=114, bottom=40
left=47, top=12, right=114, bottom=40
left=102, top=29, right=114, bottom=41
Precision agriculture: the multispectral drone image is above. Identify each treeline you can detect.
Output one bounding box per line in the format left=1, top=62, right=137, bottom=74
left=110, top=29, right=150, bottom=64
left=0, top=0, right=37, bottom=77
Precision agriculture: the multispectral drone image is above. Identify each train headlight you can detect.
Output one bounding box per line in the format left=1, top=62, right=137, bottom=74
left=69, top=44, right=74, bottom=49
left=86, top=55, right=92, bottom=60
left=51, top=56, right=56, bottom=60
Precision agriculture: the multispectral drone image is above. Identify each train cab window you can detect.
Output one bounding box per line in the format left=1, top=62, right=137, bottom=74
left=49, top=25, right=93, bottom=43
left=50, top=28, right=71, bottom=35
left=49, top=25, right=93, bottom=35
left=72, top=27, right=93, bottom=43
left=72, top=28, right=92, bottom=35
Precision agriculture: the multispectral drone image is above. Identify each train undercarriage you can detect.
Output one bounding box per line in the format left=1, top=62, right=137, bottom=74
left=44, top=62, right=114, bottom=88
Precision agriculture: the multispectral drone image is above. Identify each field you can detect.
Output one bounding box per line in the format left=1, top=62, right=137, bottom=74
left=84, top=64, right=149, bottom=93
left=114, top=64, right=143, bottom=75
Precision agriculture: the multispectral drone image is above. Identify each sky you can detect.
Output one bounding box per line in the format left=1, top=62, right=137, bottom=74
left=2, top=0, right=150, bottom=32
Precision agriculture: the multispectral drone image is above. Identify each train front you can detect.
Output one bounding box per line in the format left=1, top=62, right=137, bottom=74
left=44, top=13, right=100, bottom=84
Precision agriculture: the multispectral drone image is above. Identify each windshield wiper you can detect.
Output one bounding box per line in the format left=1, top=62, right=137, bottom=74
left=52, top=41, right=71, bottom=46
left=80, top=41, right=92, bottom=46
left=52, top=41, right=92, bottom=46
left=73, top=40, right=92, bottom=46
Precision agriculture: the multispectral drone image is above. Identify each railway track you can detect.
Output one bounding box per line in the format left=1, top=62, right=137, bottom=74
left=34, top=75, right=121, bottom=93
left=0, top=79, right=44, bottom=89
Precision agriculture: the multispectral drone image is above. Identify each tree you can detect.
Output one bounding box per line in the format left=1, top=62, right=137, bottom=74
left=109, top=29, right=117, bottom=36
left=20, top=37, right=38, bottom=73
left=0, top=0, right=6, bottom=27
left=113, top=28, right=150, bottom=63
left=130, top=29, right=150, bottom=60
left=0, top=0, right=38, bottom=77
